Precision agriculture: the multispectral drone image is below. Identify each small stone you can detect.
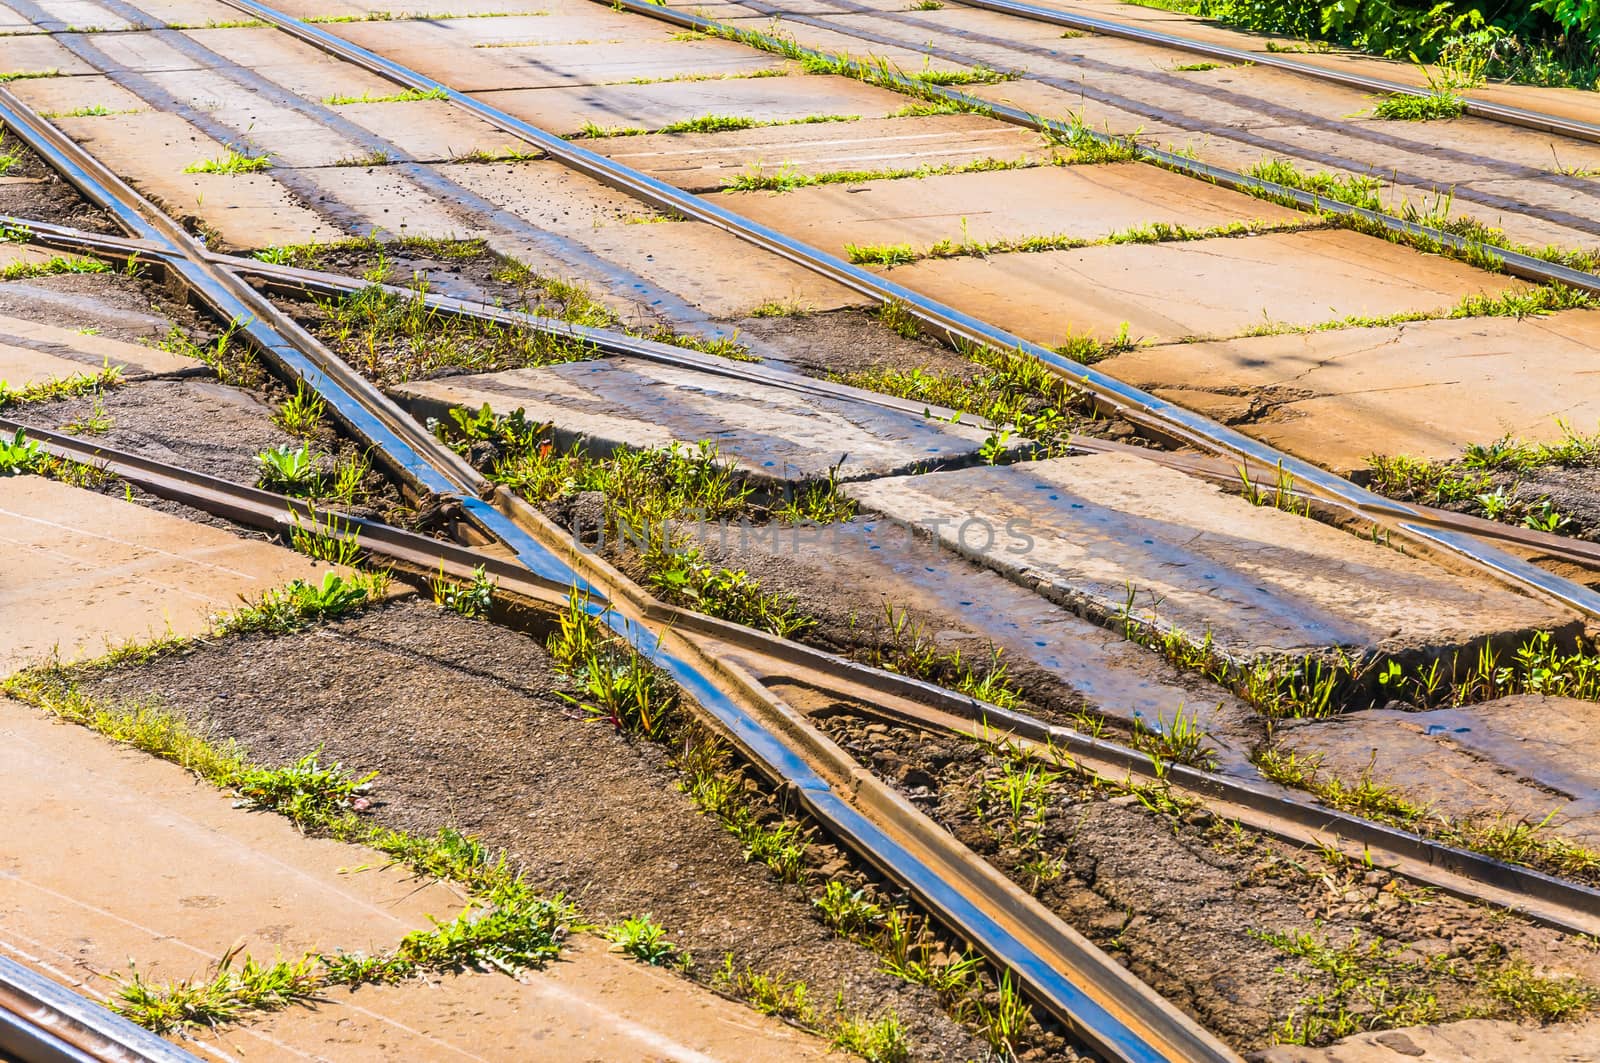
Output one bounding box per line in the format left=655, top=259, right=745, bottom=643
left=1374, top=1031, right=1426, bottom=1057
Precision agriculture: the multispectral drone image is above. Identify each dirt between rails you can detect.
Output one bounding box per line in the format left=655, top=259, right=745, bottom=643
left=76, top=601, right=1011, bottom=1063
left=0, top=132, right=119, bottom=234
left=814, top=712, right=1600, bottom=1056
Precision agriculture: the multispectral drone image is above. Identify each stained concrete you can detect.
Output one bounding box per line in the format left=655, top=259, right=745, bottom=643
left=0, top=697, right=831, bottom=1062
left=0, top=476, right=332, bottom=670
left=880, top=228, right=1528, bottom=345
left=474, top=75, right=910, bottom=136
left=1100, top=310, right=1600, bottom=471
left=719, top=160, right=1303, bottom=254
left=845, top=452, right=1576, bottom=661
left=1255, top=1016, right=1600, bottom=1062
left=0, top=312, right=197, bottom=385
left=392, top=355, right=992, bottom=482
left=594, top=112, right=1047, bottom=192
left=1275, top=695, right=1600, bottom=848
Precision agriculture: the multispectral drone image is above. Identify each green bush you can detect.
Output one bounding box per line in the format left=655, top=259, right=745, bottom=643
left=1194, top=0, right=1599, bottom=87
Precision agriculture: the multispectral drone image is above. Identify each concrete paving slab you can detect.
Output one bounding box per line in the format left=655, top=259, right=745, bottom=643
left=1274, top=694, right=1600, bottom=848
left=475, top=74, right=910, bottom=136
left=330, top=98, right=542, bottom=163
left=54, top=109, right=343, bottom=248
left=431, top=155, right=664, bottom=232
left=0, top=35, right=98, bottom=76
left=0, top=313, right=197, bottom=385
left=0, top=476, right=335, bottom=671
left=393, top=355, right=991, bottom=482
left=593, top=112, right=1048, bottom=192
left=7, top=72, right=148, bottom=117
left=1255, top=1016, right=1600, bottom=1063
left=414, top=35, right=792, bottom=91
left=1100, top=311, right=1600, bottom=471
left=880, top=228, right=1527, bottom=346
left=846, top=452, right=1575, bottom=661
left=719, top=160, right=1302, bottom=254
left=136, top=0, right=257, bottom=24
left=713, top=12, right=963, bottom=72
left=0, top=1, right=42, bottom=33
left=183, top=24, right=432, bottom=100
left=0, top=698, right=831, bottom=1062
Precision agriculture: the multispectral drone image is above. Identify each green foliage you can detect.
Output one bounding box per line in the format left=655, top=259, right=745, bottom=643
left=813, top=881, right=884, bottom=939
left=864, top=604, right=1024, bottom=710
left=546, top=593, right=678, bottom=737
left=0, top=365, right=124, bottom=409
left=0, top=253, right=112, bottom=281
left=233, top=750, right=377, bottom=825
left=604, top=915, right=683, bottom=966
left=213, top=571, right=389, bottom=636
left=183, top=148, right=271, bottom=174
left=324, top=87, right=449, bottom=104
left=431, top=564, right=496, bottom=618
left=255, top=444, right=321, bottom=494
left=1371, top=89, right=1466, bottom=120
left=0, top=427, right=40, bottom=474
left=723, top=156, right=1032, bottom=193
left=831, top=1011, right=911, bottom=1062
left=111, top=949, right=322, bottom=1033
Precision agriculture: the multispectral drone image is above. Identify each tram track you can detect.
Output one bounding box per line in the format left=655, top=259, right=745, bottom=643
left=0, top=74, right=1239, bottom=1063
left=5, top=3, right=1600, bottom=1056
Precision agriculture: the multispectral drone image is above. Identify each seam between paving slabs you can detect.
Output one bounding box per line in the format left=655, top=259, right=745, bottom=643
left=193, top=0, right=1600, bottom=623
left=0, top=79, right=1232, bottom=1063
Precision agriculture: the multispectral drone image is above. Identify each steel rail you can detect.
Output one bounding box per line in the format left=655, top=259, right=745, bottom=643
left=210, top=0, right=1600, bottom=629
left=15, top=416, right=1600, bottom=941
left=0, top=86, right=1231, bottom=1063
left=944, top=0, right=1600, bottom=145
left=0, top=956, right=199, bottom=1063
left=11, top=210, right=1599, bottom=581
left=10, top=209, right=1600, bottom=585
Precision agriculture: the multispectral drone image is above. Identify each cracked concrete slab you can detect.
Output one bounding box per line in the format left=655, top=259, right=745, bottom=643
left=0, top=312, right=198, bottom=385
left=845, top=452, right=1576, bottom=662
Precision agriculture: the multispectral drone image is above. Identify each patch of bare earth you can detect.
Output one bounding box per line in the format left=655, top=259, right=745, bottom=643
left=77, top=602, right=995, bottom=1062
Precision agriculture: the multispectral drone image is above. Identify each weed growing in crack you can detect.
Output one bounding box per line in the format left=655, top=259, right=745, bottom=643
left=864, top=604, right=1024, bottom=710
left=233, top=749, right=376, bottom=822
left=831, top=1011, right=911, bottom=1063
left=835, top=341, right=1095, bottom=455
left=60, top=389, right=113, bottom=435
left=813, top=880, right=884, bottom=938
left=324, top=88, right=449, bottom=104
left=331, top=148, right=395, bottom=167
left=183, top=148, right=271, bottom=174
left=273, top=382, right=326, bottom=437
left=0, top=364, right=123, bottom=409
left=255, top=444, right=322, bottom=495
left=157, top=319, right=263, bottom=388
left=723, top=156, right=1034, bottom=193
left=431, top=564, right=496, bottom=619
left=546, top=592, right=678, bottom=738
left=604, top=915, right=684, bottom=966
left=0, top=254, right=112, bottom=281
left=1129, top=708, right=1217, bottom=769
left=213, top=570, right=389, bottom=636
left=289, top=505, right=363, bottom=567
left=110, top=948, right=323, bottom=1034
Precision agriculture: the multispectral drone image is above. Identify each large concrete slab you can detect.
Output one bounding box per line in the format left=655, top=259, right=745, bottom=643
left=880, top=228, right=1528, bottom=345
left=0, top=698, right=830, bottom=1062
left=1101, top=311, right=1600, bottom=471
left=392, top=355, right=993, bottom=482
left=1256, top=1016, right=1600, bottom=1063
left=475, top=75, right=910, bottom=136
left=846, top=453, right=1575, bottom=661
left=720, top=160, right=1302, bottom=255
left=594, top=112, right=1047, bottom=192
left=0, top=312, right=198, bottom=385
left=1274, top=695, right=1600, bottom=848
left=0, top=476, right=331, bottom=670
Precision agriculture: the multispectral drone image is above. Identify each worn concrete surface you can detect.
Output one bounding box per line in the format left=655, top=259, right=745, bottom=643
left=1101, top=310, right=1600, bottom=471
left=720, top=160, right=1303, bottom=254
left=0, top=697, right=831, bottom=1062
left=0, top=476, right=330, bottom=670
left=878, top=228, right=1527, bottom=345
left=596, top=112, right=1047, bottom=192
left=393, top=355, right=992, bottom=481
left=846, top=452, right=1575, bottom=660
left=1278, top=694, right=1600, bottom=847
left=1254, top=1016, right=1600, bottom=1062
left=0, top=312, right=196, bottom=386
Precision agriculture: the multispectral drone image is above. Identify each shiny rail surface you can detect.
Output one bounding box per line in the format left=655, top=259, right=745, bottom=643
left=0, top=955, right=198, bottom=1063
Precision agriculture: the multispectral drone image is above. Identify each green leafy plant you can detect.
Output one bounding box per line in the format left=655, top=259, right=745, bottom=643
left=604, top=915, right=682, bottom=965
left=183, top=148, right=271, bottom=174
left=0, top=427, right=40, bottom=474
left=431, top=564, right=496, bottom=618
left=255, top=445, right=322, bottom=494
